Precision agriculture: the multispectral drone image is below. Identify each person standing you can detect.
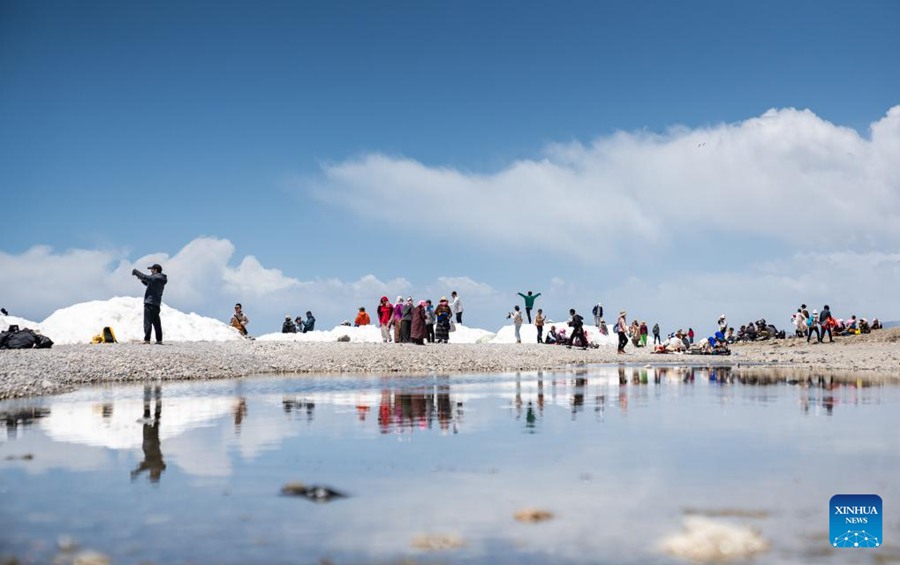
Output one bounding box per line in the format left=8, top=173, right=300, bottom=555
left=424, top=299, right=436, bottom=343
left=820, top=305, right=835, bottom=343
left=616, top=310, right=628, bottom=354
left=450, top=291, right=463, bottom=324
left=592, top=302, right=604, bottom=329
left=807, top=309, right=821, bottom=343
left=640, top=321, right=648, bottom=347
left=231, top=303, right=250, bottom=337
left=411, top=301, right=427, bottom=345
left=517, top=291, right=541, bottom=324
left=392, top=295, right=404, bottom=343
left=377, top=296, right=393, bottom=343
left=434, top=297, right=453, bottom=343
left=508, top=305, right=524, bottom=343
left=132, top=263, right=167, bottom=344
left=687, top=327, right=694, bottom=345
left=652, top=322, right=661, bottom=345
left=568, top=308, right=588, bottom=348
left=400, top=297, right=414, bottom=343
left=534, top=308, right=545, bottom=343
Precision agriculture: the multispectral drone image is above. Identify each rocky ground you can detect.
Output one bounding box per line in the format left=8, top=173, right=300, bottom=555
left=0, top=328, right=898, bottom=400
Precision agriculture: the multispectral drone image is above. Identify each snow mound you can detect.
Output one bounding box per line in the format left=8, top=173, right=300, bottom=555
left=488, top=323, right=618, bottom=345
left=257, top=323, right=496, bottom=344
left=1, top=314, right=42, bottom=333
left=39, top=296, right=243, bottom=344
left=257, top=325, right=385, bottom=343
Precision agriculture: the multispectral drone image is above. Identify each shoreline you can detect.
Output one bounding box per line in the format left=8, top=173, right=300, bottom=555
left=0, top=329, right=898, bottom=401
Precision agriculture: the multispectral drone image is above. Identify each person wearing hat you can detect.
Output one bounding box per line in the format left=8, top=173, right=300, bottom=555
left=434, top=297, right=453, bottom=343
left=377, top=296, right=393, bottom=343
left=282, top=315, right=297, bottom=333
left=393, top=295, right=405, bottom=343
left=616, top=310, right=628, bottom=354
left=132, top=263, right=168, bottom=344
left=807, top=309, right=821, bottom=343
left=411, top=300, right=427, bottom=345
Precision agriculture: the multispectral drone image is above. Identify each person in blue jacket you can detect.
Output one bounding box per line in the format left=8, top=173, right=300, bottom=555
left=301, top=311, right=316, bottom=333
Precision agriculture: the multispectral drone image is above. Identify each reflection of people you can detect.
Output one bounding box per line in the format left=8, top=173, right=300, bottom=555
left=231, top=303, right=249, bottom=336
left=132, top=263, right=167, bottom=344
left=131, top=385, right=166, bottom=483
left=233, top=397, right=247, bottom=430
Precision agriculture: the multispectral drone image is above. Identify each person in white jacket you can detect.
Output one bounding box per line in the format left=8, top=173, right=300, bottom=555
left=451, top=291, right=463, bottom=324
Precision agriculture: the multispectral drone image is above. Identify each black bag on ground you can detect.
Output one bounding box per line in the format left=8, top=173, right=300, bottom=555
left=0, top=328, right=52, bottom=350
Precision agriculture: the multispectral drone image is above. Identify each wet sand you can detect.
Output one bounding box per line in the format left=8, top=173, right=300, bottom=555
left=0, top=328, right=897, bottom=400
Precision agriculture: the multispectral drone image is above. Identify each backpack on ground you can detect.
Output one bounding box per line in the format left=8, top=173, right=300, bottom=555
left=0, top=327, right=51, bottom=349
left=91, top=326, right=117, bottom=344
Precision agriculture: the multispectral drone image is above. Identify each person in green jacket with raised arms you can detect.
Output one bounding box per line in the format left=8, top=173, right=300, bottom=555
left=517, top=291, right=541, bottom=324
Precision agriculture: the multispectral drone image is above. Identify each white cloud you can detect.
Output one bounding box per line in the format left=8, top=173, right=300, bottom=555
left=0, top=238, right=496, bottom=332
left=308, top=106, right=900, bottom=261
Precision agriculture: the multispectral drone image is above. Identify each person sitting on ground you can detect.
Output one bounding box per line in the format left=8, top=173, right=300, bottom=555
left=859, top=318, right=871, bottom=333
left=725, top=327, right=735, bottom=343
left=843, top=315, right=859, bottom=335
left=744, top=323, right=758, bottom=341
left=630, top=320, right=641, bottom=347
left=664, top=332, right=687, bottom=352
left=301, top=311, right=315, bottom=333
left=231, top=303, right=250, bottom=337
left=871, top=318, right=882, bottom=330
left=545, top=325, right=559, bottom=345
left=282, top=315, right=297, bottom=333
left=355, top=307, right=371, bottom=327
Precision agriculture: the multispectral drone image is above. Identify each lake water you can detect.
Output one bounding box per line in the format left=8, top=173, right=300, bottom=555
left=1, top=365, right=898, bottom=564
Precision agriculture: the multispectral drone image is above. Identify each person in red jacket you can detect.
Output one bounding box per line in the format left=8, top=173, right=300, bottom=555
left=376, top=297, right=393, bottom=343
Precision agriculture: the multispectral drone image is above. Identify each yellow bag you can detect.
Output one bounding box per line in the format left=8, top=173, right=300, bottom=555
left=90, top=326, right=118, bottom=344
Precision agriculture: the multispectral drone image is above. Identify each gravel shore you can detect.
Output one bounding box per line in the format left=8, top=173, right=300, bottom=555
left=1, top=329, right=898, bottom=400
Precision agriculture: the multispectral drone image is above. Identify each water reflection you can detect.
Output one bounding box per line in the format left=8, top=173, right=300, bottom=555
left=130, top=385, right=165, bottom=483
left=377, top=381, right=459, bottom=434
left=0, top=365, right=898, bottom=564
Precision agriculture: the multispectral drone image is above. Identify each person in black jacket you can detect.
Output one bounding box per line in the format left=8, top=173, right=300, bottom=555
left=132, top=263, right=168, bottom=344
left=282, top=315, right=297, bottom=333
left=568, top=308, right=588, bottom=349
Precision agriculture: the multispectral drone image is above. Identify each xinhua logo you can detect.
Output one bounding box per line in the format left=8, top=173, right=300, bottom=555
left=830, top=494, right=882, bottom=548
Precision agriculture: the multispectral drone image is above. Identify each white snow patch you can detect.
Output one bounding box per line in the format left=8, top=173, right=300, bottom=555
left=39, top=297, right=242, bottom=344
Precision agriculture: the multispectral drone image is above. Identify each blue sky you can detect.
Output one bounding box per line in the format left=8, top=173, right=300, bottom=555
left=2, top=1, right=899, bottom=334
